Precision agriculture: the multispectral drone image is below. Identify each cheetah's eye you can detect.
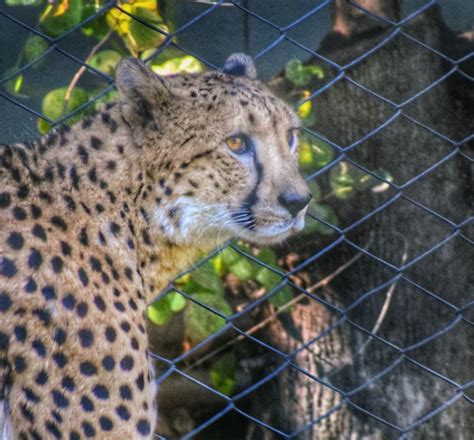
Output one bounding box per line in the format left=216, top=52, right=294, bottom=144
left=225, top=135, right=249, bottom=154
left=287, top=129, right=299, bottom=153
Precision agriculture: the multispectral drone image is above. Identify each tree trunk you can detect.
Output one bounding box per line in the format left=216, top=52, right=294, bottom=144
left=252, top=1, right=473, bottom=439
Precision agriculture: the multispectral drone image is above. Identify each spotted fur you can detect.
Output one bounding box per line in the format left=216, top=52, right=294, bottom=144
left=0, top=54, right=310, bottom=438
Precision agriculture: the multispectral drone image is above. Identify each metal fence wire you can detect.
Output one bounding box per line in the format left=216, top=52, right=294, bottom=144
left=0, top=0, right=472, bottom=439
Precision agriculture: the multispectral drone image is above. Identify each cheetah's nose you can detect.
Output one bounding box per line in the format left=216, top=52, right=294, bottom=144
left=278, top=191, right=312, bottom=218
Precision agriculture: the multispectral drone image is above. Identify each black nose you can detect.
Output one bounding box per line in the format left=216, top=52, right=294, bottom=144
left=278, top=191, right=312, bottom=217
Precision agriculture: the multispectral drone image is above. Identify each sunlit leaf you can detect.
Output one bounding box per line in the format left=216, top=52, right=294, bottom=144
left=255, top=267, right=281, bottom=289
left=151, top=55, right=203, bottom=75
left=6, top=0, right=42, bottom=5
left=210, top=352, right=236, bottom=395
left=147, top=297, right=173, bottom=326
left=220, top=247, right=240, bottom=268
left=229, top=258, right=257, bottom=281
left=190, top=262, right=223, bottom=295
left=330, top=162, right=356, bottom=199
left=169, top=291, right=187, bottom=313
left=310, top=204, right=338, bottom=235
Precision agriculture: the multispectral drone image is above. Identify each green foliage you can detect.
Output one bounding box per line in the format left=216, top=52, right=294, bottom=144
left=89, top=50, right=122, bottom=76
left=210, top=352, right=237, bottom=395
left=24, top=35, right=49, bottom=65
left=285, top=59, right=324, bottom=87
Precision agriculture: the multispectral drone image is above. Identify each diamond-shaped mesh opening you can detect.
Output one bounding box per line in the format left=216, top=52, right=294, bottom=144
left=0, top=1, right=472, bottom=438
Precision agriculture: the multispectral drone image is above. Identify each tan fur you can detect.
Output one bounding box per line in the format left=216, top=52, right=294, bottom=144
left=0, top=57, right=309, bottom=439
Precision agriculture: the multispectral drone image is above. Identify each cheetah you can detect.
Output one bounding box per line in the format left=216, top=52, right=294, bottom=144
left=0, top=54, right=311, bottom=439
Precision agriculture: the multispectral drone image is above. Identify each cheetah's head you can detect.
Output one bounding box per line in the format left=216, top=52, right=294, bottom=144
left=116, top=54, right=311, bottom=247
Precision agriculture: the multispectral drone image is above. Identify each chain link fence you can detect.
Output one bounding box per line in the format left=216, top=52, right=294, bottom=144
left=0, top=1, right=472, bottom=439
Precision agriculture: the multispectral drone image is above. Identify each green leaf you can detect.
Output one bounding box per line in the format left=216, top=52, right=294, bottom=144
left=41, top=0, right=83, bottom=37
left=210, top=352, right=237, bottom=396
left=128, top=6, right=167, bottom=52
left=190, top=262, right=223, bottom=295
left=81, top=3, right=110, bottom=40
left=147, top=297, right=173, bottom=326
left=229, top=258, right=257, bottom=281
left=311, top=139, right=334, bottom=169
left=285, top=59, right=311, bottom=87
left=89, top=50, right=122, bottom=76
left=169, top=291, right=187, bottom=313
left=41, top=86, right=89, bottom=122
left=256, top=267, right=281, bottom=289
left=311, top=204, right=338, bottom=235
left=6, top=0, right=42, bottom=5
left=2, top=68, right=25, bottom=95
left=185, top=292, right=231, bottom=344
left=24, top=35, right=49, bottom=64
left=220, top=247, right=240, bottom=268
left=256, top=248, right=277, bottom=267
left=307, top=180, right=321, bottom=203
left=269, top=286, right=293, bottom=308
left=151, top=55, right=203, bottom=75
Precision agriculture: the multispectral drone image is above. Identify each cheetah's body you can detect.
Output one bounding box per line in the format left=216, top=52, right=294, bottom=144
left=0, top=55, right=310, bottom=439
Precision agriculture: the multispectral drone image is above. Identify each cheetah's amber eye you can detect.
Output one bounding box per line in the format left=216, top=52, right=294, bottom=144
left=287, top=129, right=299, bottom=153
left=225, top=135, right=247, bottom=154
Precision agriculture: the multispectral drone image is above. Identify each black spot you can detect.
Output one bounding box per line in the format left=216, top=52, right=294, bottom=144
left=136, top=419, right=151, bottom=436
left=35, top=370, right=48, bottom=385
left=80, top=395, right=94, bottom=412
left=80, top=361, right=97, bottom=376
left=32, top=224, right=47, bottom=241
left=51, top=256, right=63, bottom=273
left=120, top=355, right=134, bottom=371
left=120, top=321, right=131, bottom=333
left=106, top=160, right=116, bottom=170
left=78, top=268, right=89, bottom=287
left=0, top=292, right=12, bottom=312
left=51, top=410, right=62, bottom=424
left=90, top=136, right=102, bottom=150
left=0, top=332, right=9, bottom=350
left=54, top=328, right=67, bottom=345
left=82, top=421, right=96, bottom=438
left=20, top=404, right=34, bottom=422
left=76, top=302, right=88, bottom=318
left=14, top=355, right=27, bottom=373
left=7, top=232, right=24, bottom=250
left=41, top=285, right=56, bottom=301
left=131, top=337, right=139, bottom=350
left=101, top=272, right=110, bottom=284
left=62, top=293, right=76, bottom=310
left=109, top=222, right=121, bottom=236
left=13, top=206, right=27, bottom=220
left=52, top=389, right=69, bottom=408
left=87, top=167, right=97, bottom=183
left=45, top=421, right=61, bottom=439
left=63, top=195, right=76, bottom=211
left=124, top=267, right=133, bottom=281
left=164, top=187, right=172, bottom=196
left=0, top=257, right=17, bottom=278
left=116, top=405, right=131, bottom=420
left=60, top=241, right=72, bottom=256
left=38, top=191, right=53, bottom=204
left=51, top=215, right=68, bottom=231
left=102, top=355, right=115, bottom=371
left=32, top=339, right=46, bottom=357
left=79, top=228, right=89, bottom=246
left=98, top=231, right=106, bottom=245
left=136, top=372, right=145, bottom=391
left=28, top=248, right=43, bottom=270
left=14, top=325, right=27, bottom=342
left=89, top=257, right=102, bottom=272
left=95, top=203, right=105, bottom=213
left=52, top=352, right=68, bottom=368
left=24, top=277, right=37, bottom=293
left=99, top=415, right=114, bottom=431
left=69, top=165, right=80, bottom=190
left=23, top=387, right=40, bottom=403
left=78, top=328, right=94, bottom=348
left=62, top=376, right=75, bottom=391
left=93, top=295, right=106, bottom=312
left=119, top=385, right=132, bottom=400
left=105, top=326, right=116, bottom=343
left=114, top=301, right=125, bottom=312
left=92, top=384, right=109, bottom=400
left=77, top=145, right=89, bottom=164
left=31, top=204, right=42, bottom=219
left=0, top=192, right=11, bottom=208
left=70, top=431, right=81, bottom=440
left=33, top=307, right=51, bottom=325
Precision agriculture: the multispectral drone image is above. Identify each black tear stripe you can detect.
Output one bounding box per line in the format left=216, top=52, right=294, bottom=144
left=232, top=155, right=263, bottom=231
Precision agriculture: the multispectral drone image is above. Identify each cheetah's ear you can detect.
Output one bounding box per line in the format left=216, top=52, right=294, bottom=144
left=222, top=53, right=257, bottom=79
left=115, top=58, right=170, bottom=126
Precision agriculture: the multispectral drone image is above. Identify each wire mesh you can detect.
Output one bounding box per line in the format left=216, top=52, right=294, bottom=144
left=0, top=0, right=472, bottom=439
